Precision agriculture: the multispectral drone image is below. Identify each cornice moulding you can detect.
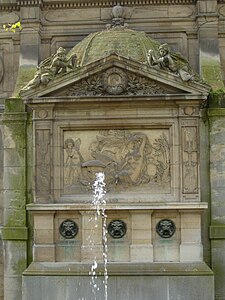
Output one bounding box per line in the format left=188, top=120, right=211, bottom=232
left=0, top=0, right=197, bottom=11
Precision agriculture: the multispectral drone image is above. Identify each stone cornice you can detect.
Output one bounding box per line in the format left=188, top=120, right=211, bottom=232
left=43, top=0, right=197, bottom=9
left=17, top=0, right=43, bottom=6
left=0, top=0, right=197, bottom=11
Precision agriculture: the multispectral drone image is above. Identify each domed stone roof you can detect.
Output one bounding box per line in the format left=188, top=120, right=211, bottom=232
left=68, top=26, right=160, bottom=67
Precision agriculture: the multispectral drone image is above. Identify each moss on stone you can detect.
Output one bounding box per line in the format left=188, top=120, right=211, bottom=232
left=13, top=258, right=27, bottom=274
left=201, top=58, right=224, bottom=91
left=1, top=227, right=28, bottom=240
left=5, top=98, right=25, bottom=113
left=209, top=89, right=225, bottom=108
left=13, top=66, right=37, bottom=97
left=68, top=27, right=161, bottom=67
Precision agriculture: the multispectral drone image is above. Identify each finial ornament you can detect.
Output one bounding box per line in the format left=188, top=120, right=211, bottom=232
left=106, top=5, right=128, bottom=29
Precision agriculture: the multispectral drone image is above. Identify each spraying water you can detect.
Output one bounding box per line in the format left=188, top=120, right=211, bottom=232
left=89, top=172, right=108, bottom=300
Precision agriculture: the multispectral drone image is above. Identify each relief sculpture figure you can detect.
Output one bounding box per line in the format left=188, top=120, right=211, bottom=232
left=148, top=44, right=194, bottom=81
left=64, top=130, right=170, bottom=192
left=64, top=138, right=84, bottom=186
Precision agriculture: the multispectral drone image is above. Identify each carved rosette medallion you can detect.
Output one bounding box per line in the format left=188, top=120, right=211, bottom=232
left=103, top=67, right=127, bottom=95
left=59, top=219, right=79, bottom=239
left=108, top=220, right=127, bottom=239
left=156, top=219, right=176, bottom=238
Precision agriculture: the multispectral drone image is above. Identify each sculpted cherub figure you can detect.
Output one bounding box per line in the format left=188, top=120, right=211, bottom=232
left=148, top=43, right=194, bottom=81
left=49, top=47, right=77, bottom=76
left=20, top=47, right=77, bottom=92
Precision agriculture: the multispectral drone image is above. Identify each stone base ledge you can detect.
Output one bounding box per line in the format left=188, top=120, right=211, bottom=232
left=23, top=262, right=213, bottom=276
left=27, top=202, right=208, bottom=211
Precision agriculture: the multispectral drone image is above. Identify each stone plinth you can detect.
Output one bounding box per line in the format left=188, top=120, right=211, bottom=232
left=22, top=262, right=214, bottom=300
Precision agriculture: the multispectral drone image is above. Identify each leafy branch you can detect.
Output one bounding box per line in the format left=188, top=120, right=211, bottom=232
left=2, top=21, right=22, bottom=33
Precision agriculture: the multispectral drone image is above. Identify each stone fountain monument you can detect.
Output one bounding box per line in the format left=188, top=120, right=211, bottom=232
left=6, top=5, right=213, bottom=299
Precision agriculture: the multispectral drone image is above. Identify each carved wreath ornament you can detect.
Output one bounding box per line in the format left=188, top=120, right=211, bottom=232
left=66, top=67, right=166, bottom=96
left=103, top=68, right=127, bottom=95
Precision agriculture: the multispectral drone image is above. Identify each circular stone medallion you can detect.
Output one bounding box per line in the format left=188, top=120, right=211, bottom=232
left=103, top=68, right=127, bottom=95
left=156, top=219, right=176, bottom=238
left=59, top=219, right=79, bottom=239
left=107, top=219, right=127, bottom=239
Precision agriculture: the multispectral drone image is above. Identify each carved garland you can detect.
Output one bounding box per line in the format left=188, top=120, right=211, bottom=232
left=66, top=68, right=167, bottom=96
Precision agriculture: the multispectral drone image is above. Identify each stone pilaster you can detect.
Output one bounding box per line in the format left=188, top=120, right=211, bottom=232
left=13, top=5, right=42, bottom=96
left=130, top=211, right=153, bottom=262
left=1, top=98, right=28, bottom=300
left=197, top=0, right=224, bottom=90
left=180, top=211, right=203, bottom=262
left=208, top=108, right=225, bottom=300
left=81, top=211, right=103, bottom=262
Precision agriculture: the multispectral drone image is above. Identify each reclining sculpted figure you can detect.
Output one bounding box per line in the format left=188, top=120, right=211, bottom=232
left=148, top=43, right=194, bottom=81
left=21, top=47, right=77, bottom=92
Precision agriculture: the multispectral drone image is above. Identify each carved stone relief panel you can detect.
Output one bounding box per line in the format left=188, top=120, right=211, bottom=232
left=65, top=68, right=175, bottom=96
left=182, top=125, right=198, bottom=194
left=62, top=129, right=171, bottom=195
left=35, top=129, right=51, bottom=199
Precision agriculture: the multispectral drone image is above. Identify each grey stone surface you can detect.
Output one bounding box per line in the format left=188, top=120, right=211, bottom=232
left=1, top=1, right=225, bottom=300
left=212, top=240, right=225, bottom=299
left=22, top=274, right=214, bottom=300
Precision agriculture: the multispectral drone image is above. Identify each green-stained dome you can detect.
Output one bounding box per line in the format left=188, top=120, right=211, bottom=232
left=68, top=27, right=160, bottom=67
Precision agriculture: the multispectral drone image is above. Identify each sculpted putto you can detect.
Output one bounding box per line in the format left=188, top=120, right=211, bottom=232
left=21, top=47, right=77, bottom=92
left=148, top=43, right=194, bottom=81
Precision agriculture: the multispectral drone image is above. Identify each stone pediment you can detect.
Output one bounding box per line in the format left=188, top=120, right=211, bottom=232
left=20, top=54, right=210, bottom=99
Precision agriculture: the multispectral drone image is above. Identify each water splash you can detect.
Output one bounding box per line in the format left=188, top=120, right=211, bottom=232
left=89, top=172, right=108, bottom=300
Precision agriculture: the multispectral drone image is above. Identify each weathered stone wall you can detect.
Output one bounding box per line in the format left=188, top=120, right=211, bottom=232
left=208, top=107, right=225, bottom=300
left=0, top=0, right=225, bottom=299
left=0, top=105, right=4, bottom=299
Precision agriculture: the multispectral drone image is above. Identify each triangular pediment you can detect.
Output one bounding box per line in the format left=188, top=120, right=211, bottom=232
left=20, top=54, right=210, bottom=99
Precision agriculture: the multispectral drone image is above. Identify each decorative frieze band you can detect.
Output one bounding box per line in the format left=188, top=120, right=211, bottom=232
left=17, top=0, right=43, bottom=6
left=0, top=0, right=197, bottom=11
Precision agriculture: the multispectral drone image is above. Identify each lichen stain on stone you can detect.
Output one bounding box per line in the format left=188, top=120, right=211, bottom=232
left=13, top=258, right=27, bottom=275
left=201, top=58, right=224, bottom=91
